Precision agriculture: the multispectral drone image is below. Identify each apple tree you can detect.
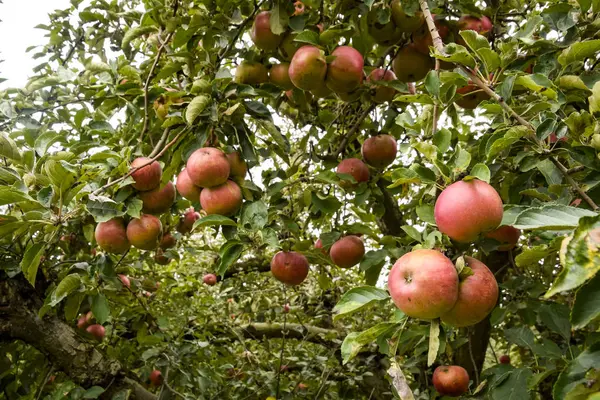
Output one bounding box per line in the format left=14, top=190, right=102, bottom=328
left=1, top=0, right=600, bottom=399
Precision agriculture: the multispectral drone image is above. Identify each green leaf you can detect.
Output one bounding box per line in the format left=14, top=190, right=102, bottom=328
left=434, top=43, right=477, bottom=68
left=311, top=192, right=342, bottom=214
left=20, top=242, right=45, bottom=287
left=571, top=272, right=600, bottom=329
left=433, top=128, right=451, bottom=153
left=416, top=204, right=436, bottom=225
left=82, top=386, right=105, bottom=399
left=487, top=126, right=531, bottom=160
left=490, top=368, right=533, bottom=400
left=546, top=215, right=600, bottom=297
left=359, top=249, right=387, bottom=272
left=424, top=70, right=440, bottom=98
left=553, top=342, right=600, bottom=400
left=217, top=241, right=244, bottom=277
left=0, top=132, right=22, bottom=161
left=192, top=215, right=237, bottom=230
left=34, top=131, right=62, bottom=156
left=498, top=75, right=516, bottom=102
left=515, top=242, right=560, bottom=268
left=270, top=0, right=288, bottom=35
left=51, top=274, right=81, bottom=306
left=505, top=326, right=536, bottom=350
left=452, top=145, right=471, bottom=173
left=469, top=163, right=491, bottom=183
left=388, top=168, right=420, bottom=187
left=0, top=187, right=34, bottom=206
left=538, top=303, right=571, bottom=340
left=240, top=201, right=268, bottom=230
left=393, top=94, right=434, bottom=104
left=511, top=205, right=596, bottom=231
left=427, top=319, right=440, bottom=367
left=387, top=362, right=415, bottom=400
left=44, top=159, right=76, bottom=194
left=413, top=142, right=437, bottom=161
left=121, top=25, right=158, bottom=49
left=125, top=197, right=143, bottom=219
left=64, top=292, right=85, bottom=322
left=333, top=286, right=390, bottom=321
left=401, top=225, right=422, bottom=242
left=257, top=120, right=290, bottom=154
left=341, top=322, right=399, bottom=363
left=185, top=95, right=210, bottom=124
left=459, top=30, right=491, bottom=51
left=86, top=194, right=125, bottom=223
left=588, top=81, right=600, bottom=114
left=86, top=61, right=111, bottom=74
left=294, top=30, right=320, bottom=46
left=558, top=39, right=600, bottom=66
left=91, top=294, right=110, bottom=324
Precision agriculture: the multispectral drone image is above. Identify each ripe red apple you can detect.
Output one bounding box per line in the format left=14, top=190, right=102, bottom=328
left=203, top=273, right=217, bottom=285
left=251, top=11, right=283, bottom=51
left=433, top=365, right=469, bottom=397
left=86, top=324, right=105, bottom=341
left=283, top=303, right=291, bottom=313
left=177, top=208, right=200, bottom=234
left=160, top=232, right=177, bottom=249
left=434, top=179, right=503, bottom=243
left=337, top=158, right=370, bottom=187
left=77, top=314, right=89, bottom=329
left=200, top=180, right=243, bottom=216
left=298, top=383, right=308, bottom=390
left=118, top=274, right=131, bottom=289
left=269, top=63, right=294, bottom=90
left=441, top=256, right=499, bottom=327
left=458, top=15, right=493, bottom=37
left=235, top=61, right=269, bottom=85
left=388, top=249, right=458, bottom=319
left=325, top=46, right=364, bottom=94
left=271, top=251, right=310, bottom=285
left=139, top=181, right=176, bottom=215
left=499, top=355, right=511, bottom=364
left=549, top=132, right=568, bottom=143
left=186, top=147, right=230, bottom=188
left=412, top=18, right=451, bottom=55
left=154, top=249, right=171, bottom=265
left=393, top=44, right=434, bottom=82
left=131, top=157, right=162, bottom=191
left=289, top=45, right=328, bottom=91
left=330, top=235, right=365, bottom=268
left=95, top=218, right=130, bottom=254
left=149, top=369, right=163, bottom=386
left=484, top=226, right=520, bottom=251
left=227, top=151, right=248, bottom=179
left=362, top=135, right=397, bottom=168
left=455, top=84, right=490, bottom=109
left=367, top=7, right=403, bottom=46
left=315, top=238, right=328, bottom=255
left=367, top=68, right=397, bottom=103
left=176, top=169, right=202, bottom=202
left=390, top=0, right=424, bottom=32
left=126, top=214, right=163, bottom=250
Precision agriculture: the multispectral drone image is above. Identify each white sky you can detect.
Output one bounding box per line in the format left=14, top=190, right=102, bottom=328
left=0, top=0, right=71, bottom=89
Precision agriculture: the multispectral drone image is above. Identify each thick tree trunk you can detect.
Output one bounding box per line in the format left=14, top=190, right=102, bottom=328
left=0, top=278, right=156, bottom=400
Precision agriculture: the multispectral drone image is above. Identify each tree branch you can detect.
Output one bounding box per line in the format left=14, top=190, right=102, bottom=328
left=550, top=157, right=599, bottom=210
left=331, top=104, right=375, bottom=159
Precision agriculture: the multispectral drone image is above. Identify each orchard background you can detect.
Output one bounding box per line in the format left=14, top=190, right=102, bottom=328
left=1, top=0, right=600, bottom=399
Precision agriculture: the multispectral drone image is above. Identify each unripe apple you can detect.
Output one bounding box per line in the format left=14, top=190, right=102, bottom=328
left=434, top=179, right=503, bottom=243
left=362, top=135, right=397, bottom=168
left=153, top=98, right=168, bottom=120
left=131, top=157, right=162, bottom=191
left=484, top=226, right=520, bottom=251
left=139, top=181, right=176, bottom=215
left=176, top=169, right=202, bottom=202
left=455, top=84, right=490, bottom=109
left=591, top=134, right=600, bottom=149
left=154, top=249, right=171, bottom=265
left=177, top=208, right=200, bottom=234
left=388, top=249, right=458, bottom=319
left=433, top=365, right=469, bottom=397
left=367, top=68, right=397, bottom=104
left=203, top=273, right=217, bottom=285
left=499, top=355, right=511, bottom=364
left=441, top=256, right=498, bottom=327
left=330, top=235, right=365, bottom=268
left=393, top=44, right=434, bottom=82
left=186, top=147, right=230, bottom=188
left=118, top=274, right=131, bottom=289
left=271, top=251, right=310, bottom=285
left=149, top=369, right=163, bottom=386
left=251, top=11, right=283, bottom=51
left=289, top=45, right=327, bottom=91
left=367, top=6, right=403, bottom=46
left=325, top=46, right=364, bottom=94
left=269, top=63, right=294, bottom=90
left=279, top=32, right=301, bottom=61
left=337, top=158, right=370, bottom=187
left=86, top=324, right=105, bottom=341
left=160, top=232, right=177, bottom=249
left=200, top=180, right=243, bottom=216
left=126, top=214, right=163, bottom=250
left=95, top=218, right=130, bottom=254
left=390, top=0, right=425, bottom=33
left=227, top=151, right=248, bottom=179
left=235, top=61, right=269, bottom=85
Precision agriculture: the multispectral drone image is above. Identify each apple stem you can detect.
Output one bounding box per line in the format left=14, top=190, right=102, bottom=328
left=418, top=0, right=599, bottom=211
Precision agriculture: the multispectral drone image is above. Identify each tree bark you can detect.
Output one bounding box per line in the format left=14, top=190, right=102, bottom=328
left=376, top=179, right=404, bottom=236
left=0, top=278, right=156, bottom=400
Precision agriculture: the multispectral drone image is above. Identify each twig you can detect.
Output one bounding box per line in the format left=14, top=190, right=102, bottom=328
left=35, top=365, right=55, bottom=400
left=275, top=285, right=288, bottom=399
left=418, top=0, right=599, bottom=211
left=567, top=165, right=586, bottom=174
left=468, top=328, right=480, bottom=387
left=215, top=0, right=266, bottom=69
left=149, top=126, right=172, bottom=158
left=332, top=104, right=375, bottom=158
left=93, top=127, right=189, bottom=195
left=431, top=59, right=441, bottom=137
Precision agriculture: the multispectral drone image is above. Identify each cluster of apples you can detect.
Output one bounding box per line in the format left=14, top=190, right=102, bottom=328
left=76, top=311, right=105, bottom=341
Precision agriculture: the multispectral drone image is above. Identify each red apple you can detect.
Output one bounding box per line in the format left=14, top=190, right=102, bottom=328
left=289, top=45, right=327, bottom=91
left=330, top=235, right=365, bottom=268
left=388, top=249, right=459, bottom=319
left=441, top=257, right=499, bottom=327
left=484, top=226, right=520, bottom=251
left=337, top=158, right=370, bottom=187
left=362, top=135, right=397, bottom=168
left=186, top=147, right=230, bottom=188
left=177, top=208, right=200, bottom=234
left=499, top=355, right=511, bottom=364
left=251, top=11, right=283, bottom=51
left=271, top=251, right=310, bottom=285
left=139, top=181, right=176, bottom=215
left=149, top=369, right=163, bottom=386
left=433, top=365, right=469, bottom=397
left=203, top=273, right=217, bottom=285
left=126, top=214, right=163, bottom=250
left=393, top=44, right=434, bottom=82
left=176, top=168, right=202, bottom=202
left=325, top=46, right=364, bottom=94
left=367, top=68, right=397, bottom=104
left=86, top=324, right=105, bottom=341
left=200, top=180, right=243, bottom=216
left=434, top=179, right=503, bottom=243
left=315, top=238, right=328, bottom=255
left=160, top=232, right=177, bottom=249
left=283, top=303, right=291, bottom=313
left=131, top=157, right=162, bottom=191
left=118, top=274, right=130, bottom=289
left=269, top=63, right=294, bottom=90
left=226, top=151, right=248, bottom=179
left=95, top=218, right=130, bottom=254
